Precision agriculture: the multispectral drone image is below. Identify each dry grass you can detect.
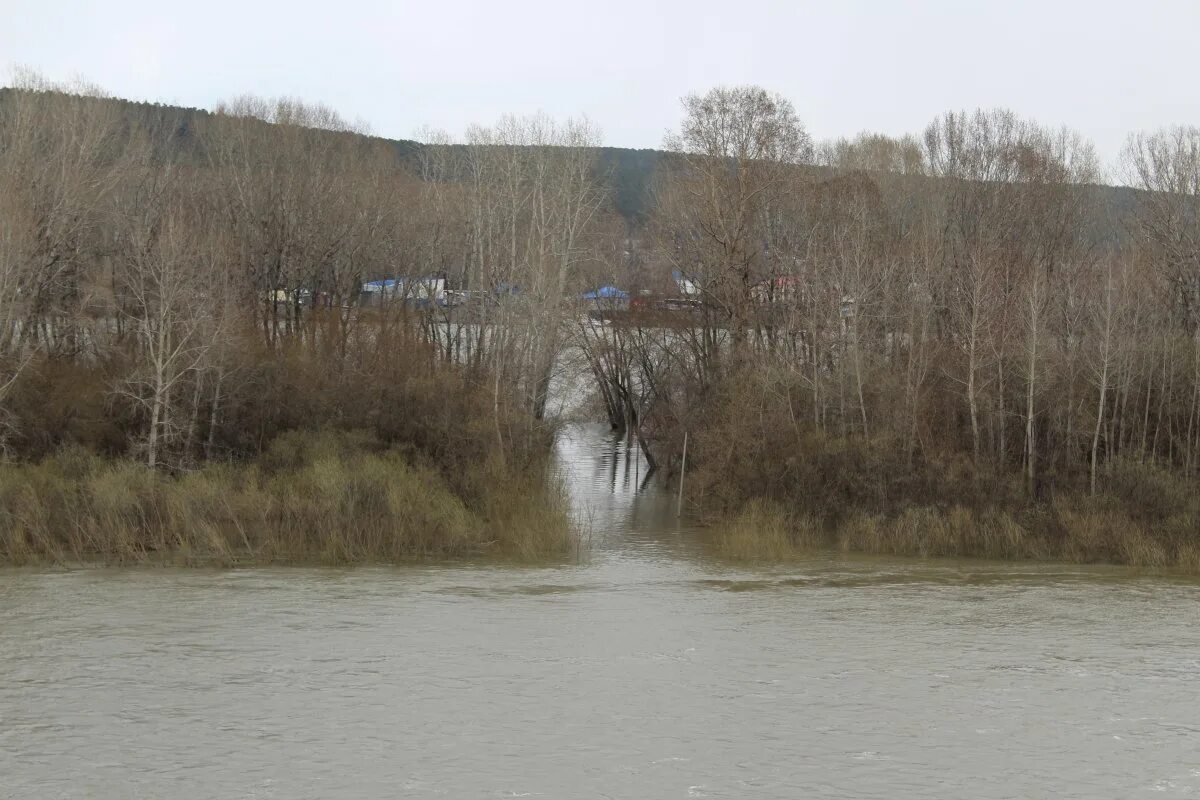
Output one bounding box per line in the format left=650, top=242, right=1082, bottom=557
left=837, top=502, right=1193, bottom=568
left=1055, top=504, right=1174, bottom=568
left=709, top=493, right=1199, bottom=572
left=834, top=506, right=1035, bottom=560
left=473, top=461, right=575, bottom=559
left=835, top=506, right=1041, bottom=563
left=834, top=512, right=886, bottom=553
left=712, top=499, right=825, bottom=561
left=682, top=367, right=1200, bottom=571
left=0, top=431, right=574, bottom=566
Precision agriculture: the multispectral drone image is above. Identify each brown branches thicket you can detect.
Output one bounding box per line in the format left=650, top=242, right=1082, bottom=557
left=4, top=75, right=1200, bottom=550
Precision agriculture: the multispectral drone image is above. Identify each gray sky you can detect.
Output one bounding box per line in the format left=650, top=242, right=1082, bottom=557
left=4, top=0, right=1198, bottom=171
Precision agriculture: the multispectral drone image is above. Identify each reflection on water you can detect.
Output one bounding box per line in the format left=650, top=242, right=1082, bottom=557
left=555, top=423, right=694, bottom=552
left=1, top=424, right=1199, bottom=799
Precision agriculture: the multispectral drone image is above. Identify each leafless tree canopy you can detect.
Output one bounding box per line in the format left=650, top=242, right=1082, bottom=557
left=1, top=74, right=1199, bottom=543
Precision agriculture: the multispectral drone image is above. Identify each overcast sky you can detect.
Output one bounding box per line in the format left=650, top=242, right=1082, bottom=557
left=4, top=0, right=1198, bottom=171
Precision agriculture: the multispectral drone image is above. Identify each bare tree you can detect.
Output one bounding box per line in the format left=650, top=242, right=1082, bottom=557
left=661, top=86, right=812, bottom=358
left=113, top=170, right=213, bottom=468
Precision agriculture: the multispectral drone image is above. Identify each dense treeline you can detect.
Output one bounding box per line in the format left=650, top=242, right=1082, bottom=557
left=2, top=73, right=1199, bottom=566
left=0, top=74, right=594, bottom=562
left=607, top=87, right=1200, bottom=566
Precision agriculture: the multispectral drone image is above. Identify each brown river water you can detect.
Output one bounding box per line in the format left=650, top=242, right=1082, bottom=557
left=2, top=424, right=1199, bottom=799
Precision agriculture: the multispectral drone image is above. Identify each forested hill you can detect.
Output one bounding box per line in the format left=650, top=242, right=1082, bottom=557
left=0, top=89, right=1137, bottom=230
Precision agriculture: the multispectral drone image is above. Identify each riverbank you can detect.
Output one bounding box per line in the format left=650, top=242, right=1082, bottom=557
left=0, top=430, right=573, bottom=566
left=712, top=488, right=1200, bottom=571
left=6, top=418, right=1197, bottom=572
left=666, top=385, right=1200, bottom=571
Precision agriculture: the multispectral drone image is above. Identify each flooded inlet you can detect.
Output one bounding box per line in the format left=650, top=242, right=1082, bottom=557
left=1, top=425, right=1199, bottom=799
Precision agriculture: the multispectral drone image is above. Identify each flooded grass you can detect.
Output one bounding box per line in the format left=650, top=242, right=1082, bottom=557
left=836, top=506, right=1038, bottom=561
left=710, top=499, right=1200, bottom=572
left=0, top=431, right=574, bottom=566
left=712, top=499, right=822, bottom=561
left=6, top=420, right=1196, bottom=573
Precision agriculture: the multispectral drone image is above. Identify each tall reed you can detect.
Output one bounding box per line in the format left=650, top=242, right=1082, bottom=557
left=0, top=431, right=574, bottom=566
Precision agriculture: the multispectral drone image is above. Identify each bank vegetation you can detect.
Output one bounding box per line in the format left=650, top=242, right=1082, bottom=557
left=0, top=73, right=588, bottom=563
left=2, top=72, right=1200, bottom=567
left=637, top=89, right=1200, bottom=569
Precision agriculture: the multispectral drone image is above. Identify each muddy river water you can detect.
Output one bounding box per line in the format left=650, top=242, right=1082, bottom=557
left=1, top=424, right=1199, bottom=798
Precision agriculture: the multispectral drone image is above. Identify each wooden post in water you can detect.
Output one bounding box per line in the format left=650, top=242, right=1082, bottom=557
left=677, top=430, right=688, bottom=516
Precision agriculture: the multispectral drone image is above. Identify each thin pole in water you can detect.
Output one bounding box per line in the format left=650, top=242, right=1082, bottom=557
left=677, top=430, right=688, bottom=516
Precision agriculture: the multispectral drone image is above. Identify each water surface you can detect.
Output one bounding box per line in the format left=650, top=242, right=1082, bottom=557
left=2, top=424, right=1199, bottom=799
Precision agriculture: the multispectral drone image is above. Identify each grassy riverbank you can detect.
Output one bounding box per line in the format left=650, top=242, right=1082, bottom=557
left=710, top=461, right=1200, bottom=571
left=0, top=431, right=573, bottom=566
left=665, top=366, right=1200, bottom=571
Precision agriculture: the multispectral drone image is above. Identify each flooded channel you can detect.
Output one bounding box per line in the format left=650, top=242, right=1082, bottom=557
left=2, top=424, right=1199, bottom=798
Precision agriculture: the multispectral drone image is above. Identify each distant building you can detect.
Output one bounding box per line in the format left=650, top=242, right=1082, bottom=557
left=581, top=285, right=629, bottom=301
left=672, top=270, right=701, bottom=297
left=361, top=275, right=447, bottom=306
left=581, top=285, right=630, bottom=312
left=752, top=275, right=804, bottom=304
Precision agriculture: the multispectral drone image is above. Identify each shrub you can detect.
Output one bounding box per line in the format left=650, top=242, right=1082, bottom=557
left=0, top=430, right=572, bottom=565
left=712, top=499, right=824, bottom=561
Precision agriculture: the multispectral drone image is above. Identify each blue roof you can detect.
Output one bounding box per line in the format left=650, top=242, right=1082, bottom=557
left=581, top=285, right=629, bottom=300
left=364, top=276, right=442, bottom=290
left=364, top=279, right=398, bottom=290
